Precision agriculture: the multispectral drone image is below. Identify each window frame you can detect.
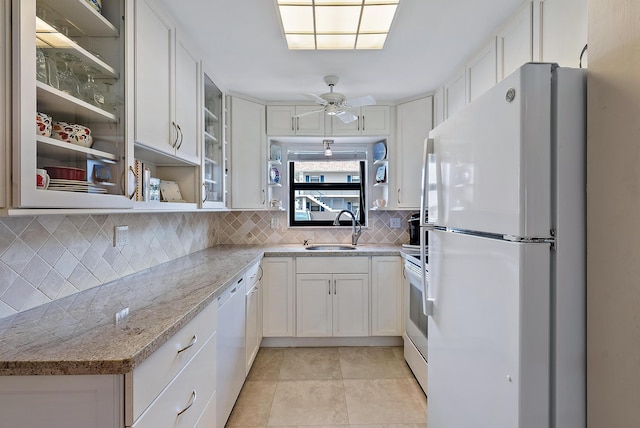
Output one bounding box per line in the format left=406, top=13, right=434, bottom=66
left=289, top=161, right=367, bottom=227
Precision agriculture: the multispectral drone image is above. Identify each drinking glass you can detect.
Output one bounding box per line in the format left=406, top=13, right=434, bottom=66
left=55, top=52, right=81, bottom=97
left=80, top=65, right=105, bottom=107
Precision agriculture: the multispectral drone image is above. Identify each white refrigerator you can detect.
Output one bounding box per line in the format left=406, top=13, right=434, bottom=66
left=421, top=63, right=586, bottom=428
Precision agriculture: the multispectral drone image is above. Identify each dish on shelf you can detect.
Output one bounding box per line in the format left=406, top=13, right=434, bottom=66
left=51, top=121, right=93, bottom=148
left=93, top=164, right=112, bottom=182
left=84, top=0, right=103, bottom=13
left=270, top=166, right=281, bottom=184
left=47, top=179, right=107, bottom=193
left=43, top=166, right=86, bottom=181
left=36, top=112, right=52, bottom=137
left=375, top=164, right=387, bottom=183
left=373, top=141, right=387, bottom=161
left=270, top=144, right=282, bottom=162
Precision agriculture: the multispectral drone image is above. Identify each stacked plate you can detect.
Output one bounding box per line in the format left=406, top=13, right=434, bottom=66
left=48, top=179, right=107, bottom=194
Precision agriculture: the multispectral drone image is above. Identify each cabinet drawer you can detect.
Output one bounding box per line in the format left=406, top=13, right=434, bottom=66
left=131, top=301, right=217, bottom=421
left=132, top=334, right=217, bottom=428
left=296, top=257, right=368, bottom=274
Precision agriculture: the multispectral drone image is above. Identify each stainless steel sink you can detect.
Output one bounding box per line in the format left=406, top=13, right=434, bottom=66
left=304, top=245, right=357, bottom=251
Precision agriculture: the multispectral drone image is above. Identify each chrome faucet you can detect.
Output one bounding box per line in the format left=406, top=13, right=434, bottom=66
left=333, top=210, right=362, bottom=246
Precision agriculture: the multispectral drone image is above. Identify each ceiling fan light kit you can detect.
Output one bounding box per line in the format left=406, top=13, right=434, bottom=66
left=276, top=0, right=400, bottom=50
left=296, top=75, right=376, bottom=123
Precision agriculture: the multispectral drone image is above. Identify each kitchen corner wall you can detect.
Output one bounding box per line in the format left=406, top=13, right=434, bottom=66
left=0, top=209, right=410, bottom=320
left=218, top=210, right=411, bottom=245
left=0, top=212, right=217, bottom=320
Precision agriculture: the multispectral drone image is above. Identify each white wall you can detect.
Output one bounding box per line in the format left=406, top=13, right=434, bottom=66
left=587, top=1, right=640, bottom=426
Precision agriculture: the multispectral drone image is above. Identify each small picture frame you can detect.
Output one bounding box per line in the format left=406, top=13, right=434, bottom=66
left=159, top=180, right=185, bottom=202
left=149, top=177, right=161, bottom=202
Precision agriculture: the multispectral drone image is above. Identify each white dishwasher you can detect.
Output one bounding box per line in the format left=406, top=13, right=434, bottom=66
left=216, top=275, right=246, bottom=428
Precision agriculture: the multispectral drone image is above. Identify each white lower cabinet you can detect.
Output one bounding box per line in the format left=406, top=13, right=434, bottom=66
left=131, top=334, right=217, bottom=428
left=296, top=257, right=369, bottom=337
left=370, top=256, right=403, bottom=336
left=245, top=263, right=263, bottom=374
left=0, top=375, right=123, bottom=428
left=262, top=257, right=295, bottom=337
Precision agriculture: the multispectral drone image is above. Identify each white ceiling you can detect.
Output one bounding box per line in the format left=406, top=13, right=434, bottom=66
left=158, top=0, right=526, bottom=104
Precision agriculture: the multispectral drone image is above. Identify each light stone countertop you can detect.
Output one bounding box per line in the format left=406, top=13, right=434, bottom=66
left=0, top=244, right=404, bottom=376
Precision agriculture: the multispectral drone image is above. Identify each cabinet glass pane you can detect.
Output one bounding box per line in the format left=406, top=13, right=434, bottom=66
left=31, top=0, right=126, bottom=201
left=204, top=74, right=224, bottom=204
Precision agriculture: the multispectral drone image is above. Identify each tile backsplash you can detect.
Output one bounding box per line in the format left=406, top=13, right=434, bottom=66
left=0, top=210, right=411, bottom=319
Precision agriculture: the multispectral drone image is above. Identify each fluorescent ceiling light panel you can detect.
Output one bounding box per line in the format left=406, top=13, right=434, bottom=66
left=277, top=0, right=399, bottom=50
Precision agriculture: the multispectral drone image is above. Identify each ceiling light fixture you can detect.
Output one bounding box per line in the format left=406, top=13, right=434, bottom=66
left=276, top=0, right=400, bottom=50
left=323, top=139, right=334, bottom=156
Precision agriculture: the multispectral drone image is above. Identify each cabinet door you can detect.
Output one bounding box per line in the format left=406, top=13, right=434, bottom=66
left=396, top=96, right=433, bottom=209
left=295, top=105, right=326, bottom=135
left=444, top=67, right=466, bottom=120
left=262, top=257, right=295, bottom=337
left=230, top=97, right=266, bottom=209
left=174, top=36, right=200, bottom=164
left=333, top=274, right=369, bottom=337
left=266, top=105, right=295, bottom=135
left=497, top=1, right=533, bottom=81
left=134, top=0, right=173, bottom=153
left=0, top=0, right=6, bottom=208
left=361, top=106, right=391, bottom=135
left=371, top=256, right=403, bottom=336
left=466, top=38, right=497, bottom=103
left=0, top=375, right=123, bottom=428
left=433, top=87, right=445, bottom=128
left=246, top=283, right=260, bottom=373
left=331, top=109, right=360, bottom=135
left=296, top=274, right=333, bottom=337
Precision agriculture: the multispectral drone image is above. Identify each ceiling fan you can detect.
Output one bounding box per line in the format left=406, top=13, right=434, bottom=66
left=296, top=75, right=376, bottom=124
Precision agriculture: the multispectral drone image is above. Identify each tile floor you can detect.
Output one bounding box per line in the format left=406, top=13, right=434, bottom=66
left=226, top=346, right=427, bottom=427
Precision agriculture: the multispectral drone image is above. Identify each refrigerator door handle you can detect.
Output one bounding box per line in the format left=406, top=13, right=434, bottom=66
left=419, top=138, right=434, bottom=227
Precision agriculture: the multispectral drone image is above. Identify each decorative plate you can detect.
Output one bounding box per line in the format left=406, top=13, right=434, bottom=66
left=373, top=141, right=387, bottom=161
left=270, top=144, right=282, bottom=162
left=376, top=165, right=387, bottom=183
left=270, top=166, right=280, bottom=183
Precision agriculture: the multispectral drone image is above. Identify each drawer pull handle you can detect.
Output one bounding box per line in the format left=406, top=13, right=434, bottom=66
left=177, top=390, right=197, bottom=416
left=177, top=335, right=198, bottom=354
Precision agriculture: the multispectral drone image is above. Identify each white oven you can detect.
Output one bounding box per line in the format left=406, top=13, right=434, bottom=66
left=404, top=255, right=428, bottom=394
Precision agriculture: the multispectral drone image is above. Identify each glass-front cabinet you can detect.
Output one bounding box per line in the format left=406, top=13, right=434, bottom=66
left=13, top=0, right=132, bottom=209
left=202, top=73, right=225, bottom=209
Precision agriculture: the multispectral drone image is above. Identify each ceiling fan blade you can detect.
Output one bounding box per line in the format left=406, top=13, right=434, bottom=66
left=303, top=92, right=328, bottom=105
left=294, top=108, right=324, bottom=118
left=343, top=95, right=376, bottom=108
left=336, top=110, right=358, bottom=123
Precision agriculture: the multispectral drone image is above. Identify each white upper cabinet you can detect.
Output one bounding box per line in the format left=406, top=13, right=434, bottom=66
left=230, top=96, right=266, bottom=210
left=443, top=67, right=466, bottom=120
left=466, top=38, right=497, bottom=103
left=174, top=37, right=200, bottom=163
left=134, top=0, right=199, bottom=165
left=12, top=0, right=132, bottom=209
left=266, top=105, right=326, bottom=135
left=538, top=0, right=587, bottom=68
left=396, top=96, right=433, bottom=209
left=331, top=105, right=391, bottom=136
left=497, top=1, right=533, bottom=80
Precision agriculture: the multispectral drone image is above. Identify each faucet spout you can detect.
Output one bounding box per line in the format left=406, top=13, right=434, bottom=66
left=333, top=210, right=362, bottom=246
